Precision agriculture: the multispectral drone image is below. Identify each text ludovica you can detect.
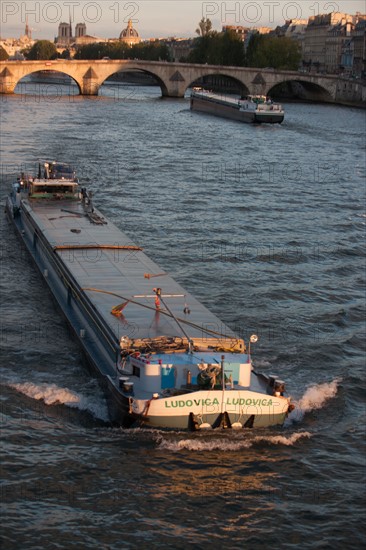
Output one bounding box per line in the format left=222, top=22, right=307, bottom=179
left=165, top=397, right=274, bottom=408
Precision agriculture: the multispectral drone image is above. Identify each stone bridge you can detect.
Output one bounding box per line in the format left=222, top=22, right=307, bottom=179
left=0, top=59, right=365, bottom=105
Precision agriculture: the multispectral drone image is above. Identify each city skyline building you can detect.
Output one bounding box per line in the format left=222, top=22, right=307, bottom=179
left=56, top=19, right=87, bottom=47
left=119, top=20, right=141, bottom=46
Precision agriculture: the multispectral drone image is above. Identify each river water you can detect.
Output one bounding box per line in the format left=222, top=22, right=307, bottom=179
left=1, top=81, right=365, bottom=549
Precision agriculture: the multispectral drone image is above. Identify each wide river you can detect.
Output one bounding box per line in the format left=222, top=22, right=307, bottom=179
left=1, top=81, right=365, bottom=549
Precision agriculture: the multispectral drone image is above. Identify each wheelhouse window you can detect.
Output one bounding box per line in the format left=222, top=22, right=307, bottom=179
left=29, top=182, right=79, bottom=198
left=132, top=366, right=141, bottom=378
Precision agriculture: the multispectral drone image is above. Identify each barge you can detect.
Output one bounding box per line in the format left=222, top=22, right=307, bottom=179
left=190, top=89, right=285, bottom=124
left=5, top=162, right=293, bottom=430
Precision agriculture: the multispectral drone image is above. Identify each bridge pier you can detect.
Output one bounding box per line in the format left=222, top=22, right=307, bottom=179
left=162, top=88, right=185, bottom=98
left=0, top=68, right=16, bottom=94
left=164, top=74, right=188, bottom=98
left=81, top=68, right=100, bottom=96
left=80, top=84, right=100, bottom=96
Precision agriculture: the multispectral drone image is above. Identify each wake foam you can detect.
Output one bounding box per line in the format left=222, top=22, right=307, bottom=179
left=285, top=378, right=341, bottom=425
left=156, top=431, right=311, bottom=452
left=155, top=380, right=341, bottom=452
left=9, top=381, right=109, bottom=422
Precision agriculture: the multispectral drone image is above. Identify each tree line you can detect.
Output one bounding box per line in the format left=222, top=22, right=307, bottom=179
left=73, top=41, right=171, bottom=61
left=17, top=39, right=171, bottom=62
left=17, top=18, right=301, bottom=71
left=186, top=28, right=300, bottom=70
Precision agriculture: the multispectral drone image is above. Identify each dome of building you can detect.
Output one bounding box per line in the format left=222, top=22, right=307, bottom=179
left=119, top=20, right=141, bottom=45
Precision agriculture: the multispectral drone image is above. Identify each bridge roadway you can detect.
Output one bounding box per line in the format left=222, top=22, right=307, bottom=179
left=0, top=59, right=365, bottom=104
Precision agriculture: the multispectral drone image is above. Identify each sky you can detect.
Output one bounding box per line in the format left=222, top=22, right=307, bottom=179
left=0, top=0, right=365, bottom=40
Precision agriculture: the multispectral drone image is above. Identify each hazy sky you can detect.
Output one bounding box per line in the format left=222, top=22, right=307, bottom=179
left=1, top=0, right=365, bottom=39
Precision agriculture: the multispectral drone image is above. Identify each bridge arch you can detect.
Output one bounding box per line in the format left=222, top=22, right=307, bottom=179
left=13, top=68, right=82, bottom=95
left=267, top=78, right=333, bottom=102
left=187, top=71, right=250, bottom=97
left=99, top=67, right=168, bottom=97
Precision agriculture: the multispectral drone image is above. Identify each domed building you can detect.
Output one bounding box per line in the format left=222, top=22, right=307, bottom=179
left=119, top=20, right=141, bottom=46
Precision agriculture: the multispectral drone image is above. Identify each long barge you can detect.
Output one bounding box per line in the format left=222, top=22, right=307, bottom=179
left=5, top=162, right=293, bottom=430
left=190, top=89, right=285, bottom=124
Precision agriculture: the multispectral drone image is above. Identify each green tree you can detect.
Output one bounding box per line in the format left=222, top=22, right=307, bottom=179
left=196, top=17, right=213, bottom=36
left=74, top=40, right=171, bottom=61
left=246, top=35, right=301, bottom=70
left=0, top=45, right=9, bottom=61
left=74, top=42, right=129, bottom=60
left=188, top=31, right=244, bottom=67
left=188, top=36, right=208, bottom=64
left=221, top=30, right=245, bottom=66
left=26, top=40, right=58, bottom=60
left=60, top=48, right=71, bottom=59
left=131, top=41, right=171, bottom=61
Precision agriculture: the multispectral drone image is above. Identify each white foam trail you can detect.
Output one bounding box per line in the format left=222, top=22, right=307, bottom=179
left=9, top=382, right=109, bottom=422
left=285, top=378, right=341, bottom=425
left=253, top=359, right=272, bottom=368
left=157, top=431, right=311, bottom=452
left=253, top=432, right=311, bottom=446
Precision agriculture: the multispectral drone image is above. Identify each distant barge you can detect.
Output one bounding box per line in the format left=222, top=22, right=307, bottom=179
left=5, top=161, right=293, bottom=430
left=190, top=89, right=285, bottom=124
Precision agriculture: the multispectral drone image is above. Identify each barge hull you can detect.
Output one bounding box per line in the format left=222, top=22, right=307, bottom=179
left=191, top=95, right=255, bottom=123
left=190, top=94, right=284, bottom=124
